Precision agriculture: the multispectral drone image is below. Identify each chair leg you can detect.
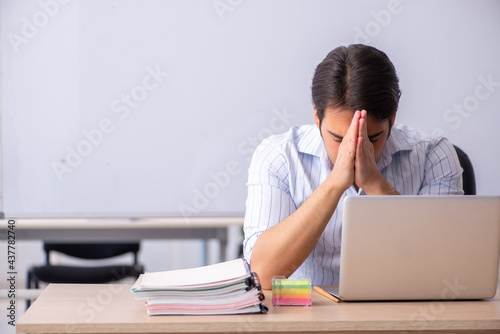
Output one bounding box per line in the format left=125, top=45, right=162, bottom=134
left=26, top=270, right=32, bottom=309
left=26, top=270, right=41, bottom=309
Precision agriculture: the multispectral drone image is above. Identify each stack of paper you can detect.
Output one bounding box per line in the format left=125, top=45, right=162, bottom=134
left=131, top=258, right=267, bottom=315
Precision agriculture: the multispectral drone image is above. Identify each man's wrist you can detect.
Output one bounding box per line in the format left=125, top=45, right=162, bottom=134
left=361, top=173, right=399, bottom=195
left=323, top=174, right=350, bottom=197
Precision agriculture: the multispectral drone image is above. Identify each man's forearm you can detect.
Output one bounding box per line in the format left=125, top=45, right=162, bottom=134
left=249, top=179, right=344, bottom=289
left=361, top=173, right=400, bottom=195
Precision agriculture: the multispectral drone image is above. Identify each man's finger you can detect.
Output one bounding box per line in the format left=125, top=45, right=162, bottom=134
left=350, top=110, right=360, bottom=143
left=358, top=116, right=365, bottom=140
left=342, top=111, right=359, bottom=159
left=364, top=110, right=368, bottom=139
left=358, top=110, right=365, bottom=139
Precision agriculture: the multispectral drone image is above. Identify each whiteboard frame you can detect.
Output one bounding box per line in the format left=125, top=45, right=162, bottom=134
left=0, top=2, right=4, bottom=219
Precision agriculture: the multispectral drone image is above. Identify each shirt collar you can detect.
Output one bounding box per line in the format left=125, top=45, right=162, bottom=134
left=297, top=125, right=332, bottom=169
left=377, top=124, right=413, bottom=170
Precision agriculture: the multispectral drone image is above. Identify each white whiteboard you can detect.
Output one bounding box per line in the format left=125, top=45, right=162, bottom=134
left=2, top=0, right=500, bottom=217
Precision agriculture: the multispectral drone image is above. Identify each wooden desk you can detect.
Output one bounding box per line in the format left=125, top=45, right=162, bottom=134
left=0, top=217, right=243, bottom=262
left=17, top=284, right=500, bottom=334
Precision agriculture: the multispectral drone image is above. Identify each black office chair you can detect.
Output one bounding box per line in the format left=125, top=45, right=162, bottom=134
left=27, top=242, right=144, bottom=307
left=453, top=145, right=476, bottom=195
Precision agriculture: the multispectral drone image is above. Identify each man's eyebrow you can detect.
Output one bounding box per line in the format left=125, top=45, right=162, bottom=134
left=327, top=130, right=343, bottom=139
left=368, top=130, right=384, bottom=139
left=327, top=130, right=384, bottom=140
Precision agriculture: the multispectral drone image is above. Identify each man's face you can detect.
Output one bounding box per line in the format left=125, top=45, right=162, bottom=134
left=314, top=107, right=394, bottom=165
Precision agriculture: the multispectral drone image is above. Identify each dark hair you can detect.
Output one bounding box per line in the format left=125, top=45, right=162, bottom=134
left=312, top=44, right=401, bottom=125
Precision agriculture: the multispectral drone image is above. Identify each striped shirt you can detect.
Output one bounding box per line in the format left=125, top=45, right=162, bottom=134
left=243, top=123, right=464, bottom=285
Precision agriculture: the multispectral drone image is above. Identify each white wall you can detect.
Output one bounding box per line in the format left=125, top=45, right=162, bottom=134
left=2, top=0, right=499, bottom=218
left=1, top=1, right=499, bottom=333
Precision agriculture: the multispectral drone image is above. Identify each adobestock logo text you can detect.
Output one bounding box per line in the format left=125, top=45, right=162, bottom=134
left=353, top=0, right=403, bottom=45
left=7, top=0, right=73, bottom=54
left=179, top=107, right=295, bottom=217
left=442, top=74, right=499, bottom=130
left=52, top=65, right=168, bottom=182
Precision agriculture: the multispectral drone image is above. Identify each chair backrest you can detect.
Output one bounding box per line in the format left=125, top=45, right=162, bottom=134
left=44, top=243, right=140, bottom=264
left=453, top=145, right=476, bottom=195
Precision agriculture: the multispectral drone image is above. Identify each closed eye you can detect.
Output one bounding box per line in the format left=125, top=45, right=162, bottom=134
left=327, top=130, right=384, bottom=143
left=368, top=130, right=384, bottom=143
left=328, top=130, right=343, bottom=143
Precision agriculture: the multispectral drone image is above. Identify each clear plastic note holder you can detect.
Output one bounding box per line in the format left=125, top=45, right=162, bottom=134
left=271, top=276, right=312, bottom=306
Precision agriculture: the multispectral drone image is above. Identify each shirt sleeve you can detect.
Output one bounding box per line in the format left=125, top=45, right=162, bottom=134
left=418, top=137, right=464, bottom=195
left=243, top=139, right=297, bottom=264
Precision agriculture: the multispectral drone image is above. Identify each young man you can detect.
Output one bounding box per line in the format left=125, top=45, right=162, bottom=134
left=243, top=44, right=463, bottom=289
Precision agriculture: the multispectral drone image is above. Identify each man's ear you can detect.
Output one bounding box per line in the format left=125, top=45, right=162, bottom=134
left=387, top=113, right=396, bottom=138
left=314, top=106, right=320, bottom=129
left=390, top=113, right=396, bottom=127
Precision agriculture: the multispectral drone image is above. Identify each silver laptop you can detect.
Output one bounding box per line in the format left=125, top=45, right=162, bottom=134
left=334, top=195, right=500, bottom=301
